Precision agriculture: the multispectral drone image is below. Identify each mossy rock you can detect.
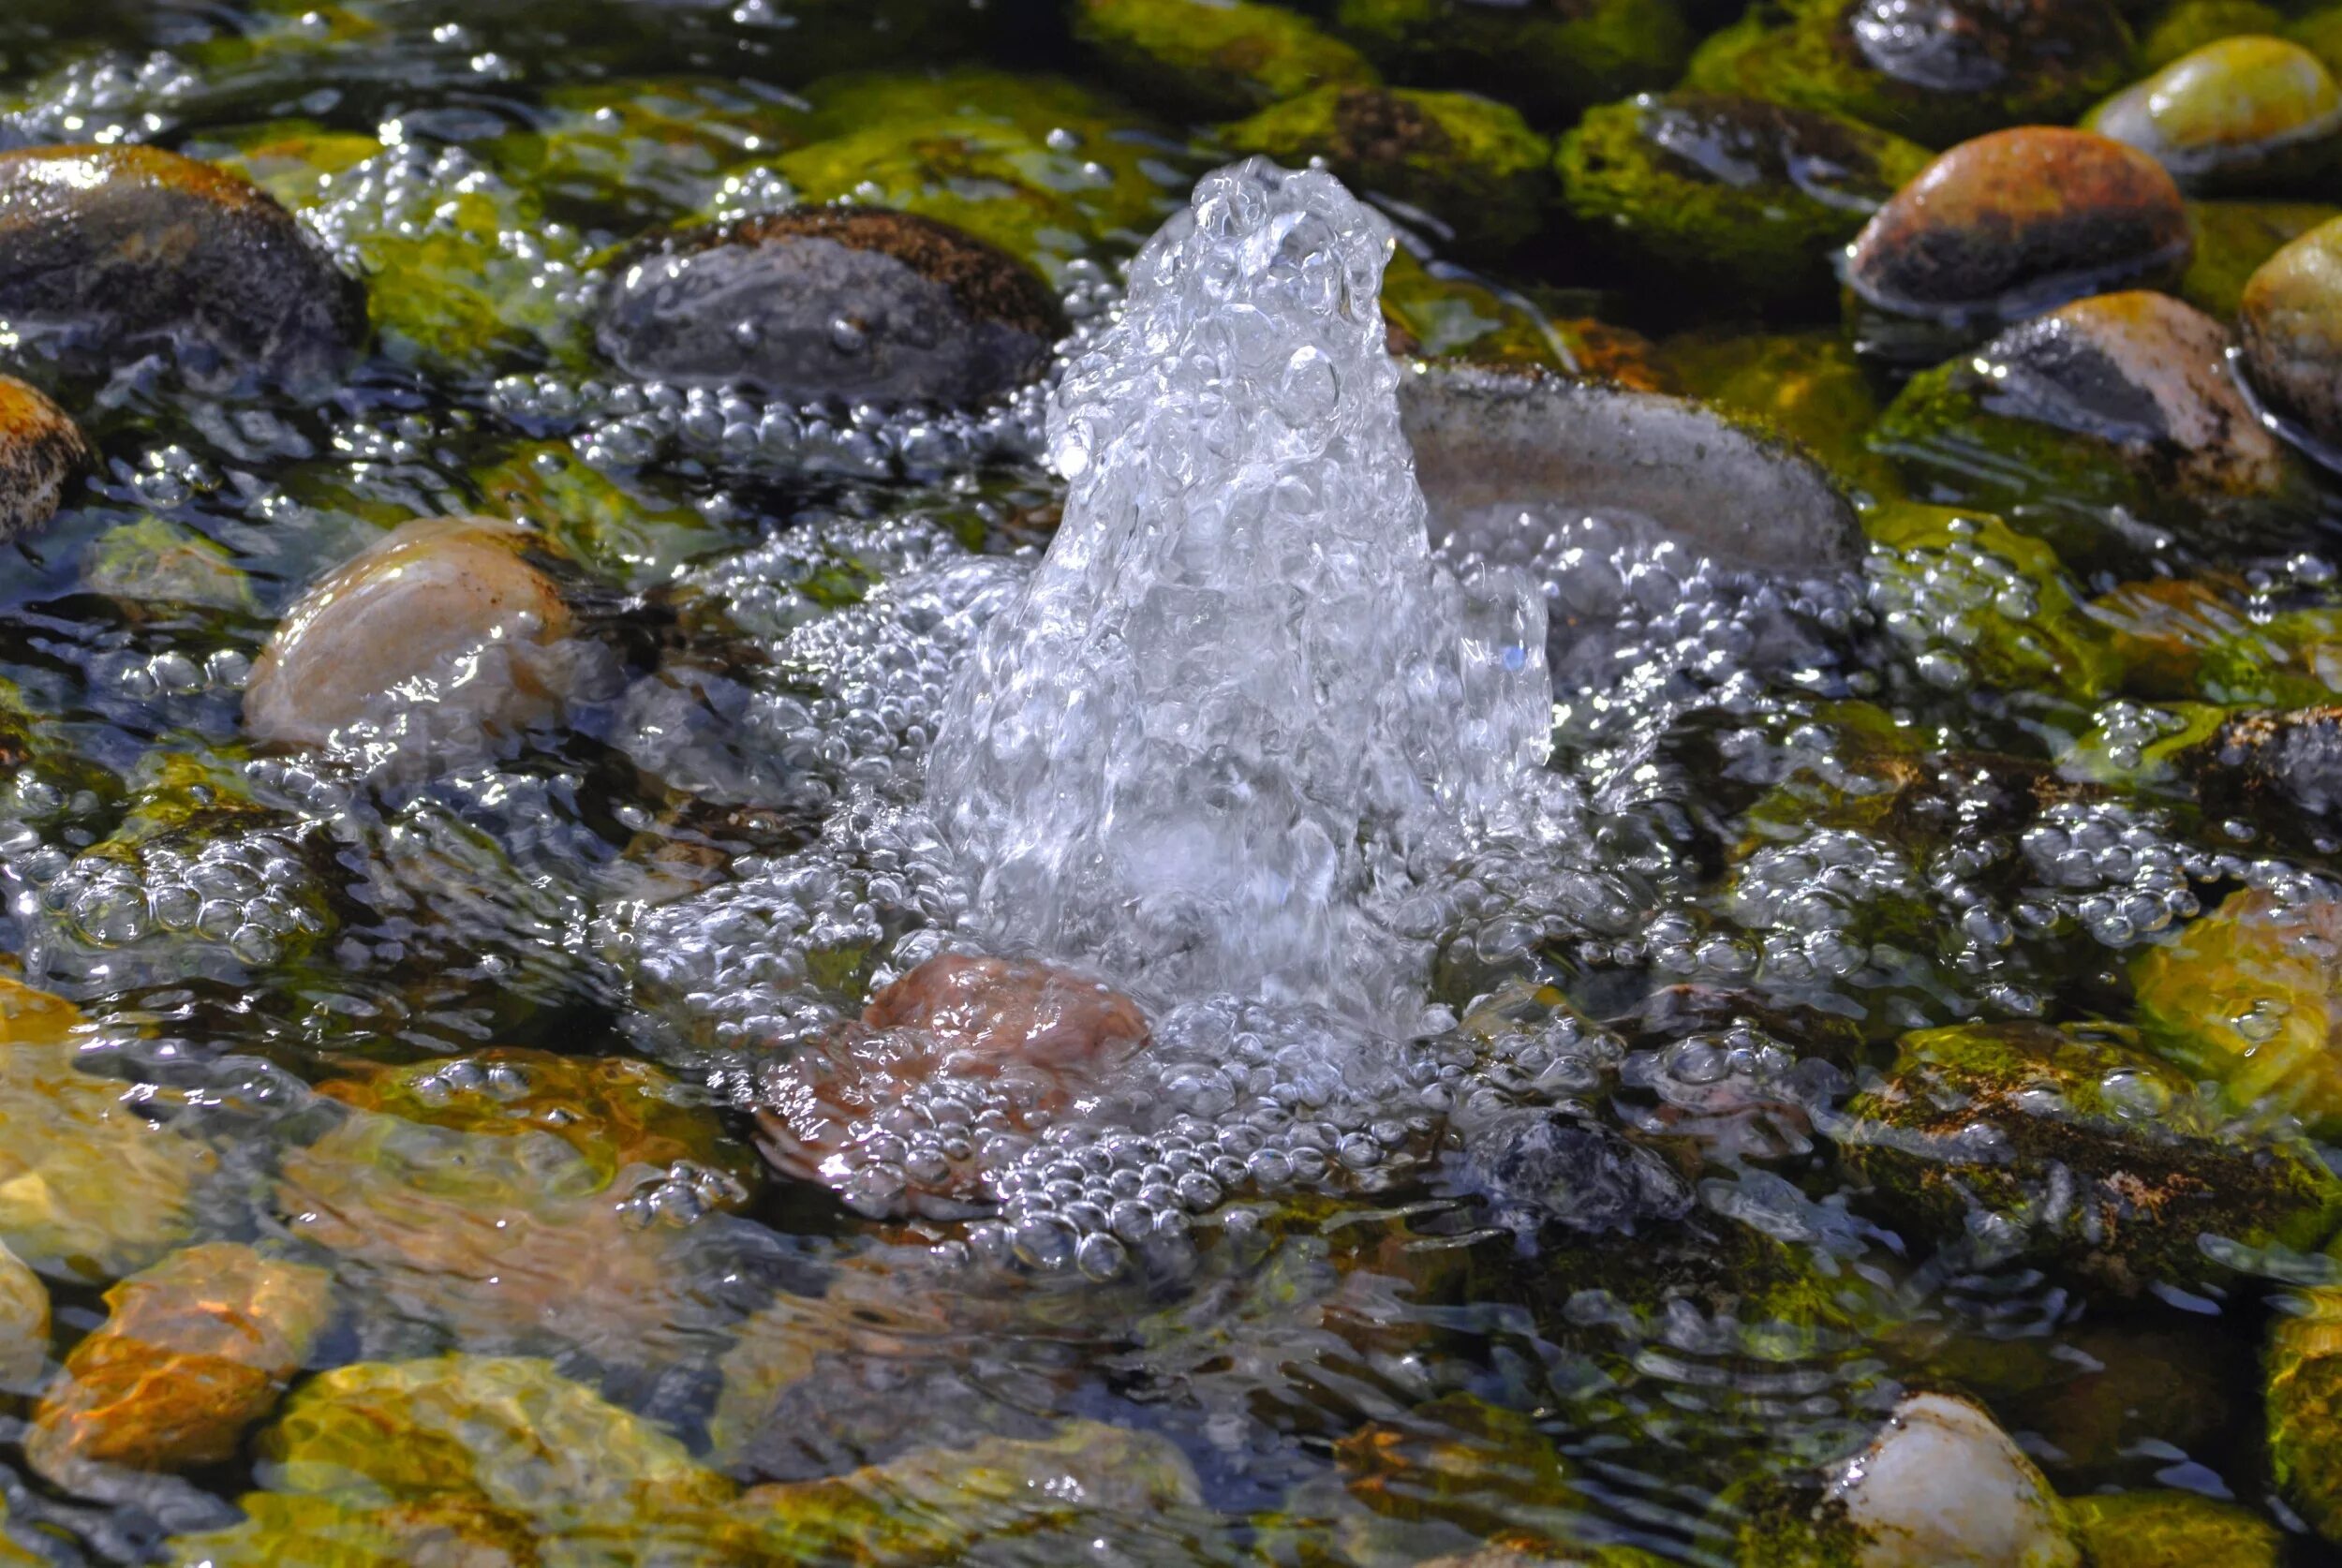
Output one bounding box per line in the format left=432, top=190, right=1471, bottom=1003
left=82, top=515, right=260, bottom=616
left=1075, top=0, right=1376, bottom=120
left=2053, top=699, right=2231, bottom=789
left=1559, top=93, right=1930, bottom=309
left=185, top=119, right=386, bottom=211
left=2063, top=1490, right=2283, bottom=1566
left=1381, top=251, right=1665, bottom=385
left=1841, top=1020, right=2342, bottom=1291
left=1661, top=330, right=1896, bottom=498
left=2297, top=6, right=2342, bottom=78
left=1330, top=0, right=1691, bottom=123
left=1684, top=0, right=2137, bottom=149
left=1222, top=85, right=1550, bottom=255
left=2181, top=199, right=2342, bottom=318
left=490, top=76, right=802, bottom=224
left=2270, top=1282, right=2342, bottom=1546
left=766, top=70, right=1190, bottom=279
left=2139, top=0, right=2287, bottom=71
left=474, top=440, right=731, bottom=588
left=1862, top=502, right=2125, bottom=703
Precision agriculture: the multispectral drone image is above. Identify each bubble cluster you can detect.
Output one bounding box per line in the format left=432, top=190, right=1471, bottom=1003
left=26, top=823, right=329, bottom=978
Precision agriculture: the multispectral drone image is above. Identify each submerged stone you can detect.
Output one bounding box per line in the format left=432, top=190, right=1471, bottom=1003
left=1330, top=0, right=1691, bottom=122
left=1445, top=1106, right=1692, bottom=1243
left=26, top=1242, right=332, bottom=1487
left=1685, top=0, right=2135, bottom=149
left=1398, top=362, right=1866, bottom=580
left=1559, top=92, right=1930, bottom=307
left=597, top=207, right=1064, bottom=406
left=1840, top=1021, right=2342, bottom=1291
left=1845, top=127, right=2191, bottom=350
left=1379, top=249, right=1665, bottom=383
left=2239, top=214, right=2342, bottom=455
left=1223, top=86, right=1551, bottom=256
left=2064, top=1490, right=2283, bottom=1567
left=0, top=374, right=85, bottom=541
left=2269, top=1283, right=2342, bottom=1545
left=0, top=1238, right=44, bottom=1393
left=244, top=516, right=576, bottom=755
left=2086, top=36, right=2342, bottom=193
left=82, top=514, right=258, bottom=616
left=1075, top=0, right=1377, bottom=119
left=0, top=145, right=363, bottom=385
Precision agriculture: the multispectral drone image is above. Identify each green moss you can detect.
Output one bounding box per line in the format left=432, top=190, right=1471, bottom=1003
left=1843, top=1021, right=2342, bottom=1291
left=83, top=515, right=259, bottom=616
left=472, top=441, right=729, bottom=588
left=1558, top=93, right=1930, bottom=308
left=1075, top=0, right=1376, bottom=120
left=1331, top=0, right=1690, bottom=122
left=186, top=119, right=385, bottom=209
left=2270, top=1285, right=2342, bottom=1545
left=2140, top=0, right=2287, bottom=70
left=489, top=77, right=802, bottom=223
left=1862, top=502, right=2125, bottom=703
left=2182, top=199, right=2342, bottom=318
left=1222, top=85, right=1550, bottom=254
left=1683, top=0, right=2136, bottom=148
left=2297, top=7, right=2342, bottom=78
left=1664, top=330, right=1896, bottom=498
left=767, top=70, right=1190, bottom=279
left=2053, top=700, right=2230, bottom=788
left=2063, top=1490, right=2283, bottom=1567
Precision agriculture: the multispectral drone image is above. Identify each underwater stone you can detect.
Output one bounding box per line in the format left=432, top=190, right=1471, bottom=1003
left=1075, top=0, right=1377, bottom=120
left=83, top=514, right=257, bottom=616
left=1398, top=362, right=1867, bottom=579
left=1558, top=92, right=1931, bottom=307
left=0, top=1239, right=44, bottom=1393
left=2086, top=36, right=2342, bottom=193
left=2240, top=214, right=2342, bottom=453
left=1685, top=0, right=2134, bottom=148
left=2064, top=1491, right=2283, bottom=1568
left=26, top=1242, right=332, bottom=1487
left=0, top=374, right=85, bottom=541
left=0, top=145, right=363, bottom=385
left=1845, top=127, right=2191, bottom=333
left=245, top=516, right=575, bottom=754
left=1446, top=1106, right=1692, bottom=1243
left=1841, top=1022, right=2342, bottom=1292
left=597, top=207, right=1065, bottom=407
left=1330, top=0, right=1691, bottom=122
left=1823, top=1393, right=2080, bottom=1568
left=1222, top=86, right=1551, bottom=256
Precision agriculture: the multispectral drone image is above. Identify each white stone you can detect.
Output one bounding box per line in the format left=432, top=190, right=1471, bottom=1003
left=1827, top=1392, right=2081, bottom=1568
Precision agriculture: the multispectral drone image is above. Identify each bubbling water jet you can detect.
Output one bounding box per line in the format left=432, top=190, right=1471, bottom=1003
left=928, top=159, right=1554, bottom=1032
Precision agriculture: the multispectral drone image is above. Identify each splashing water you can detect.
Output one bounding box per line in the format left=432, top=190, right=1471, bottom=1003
left=928, top=160, right=1553, bottom=1030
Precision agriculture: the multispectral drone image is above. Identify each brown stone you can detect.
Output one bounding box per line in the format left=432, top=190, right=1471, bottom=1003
left=0, top=376, right=87, bottom=541
left=1847, top=127, right=2191, bottom=318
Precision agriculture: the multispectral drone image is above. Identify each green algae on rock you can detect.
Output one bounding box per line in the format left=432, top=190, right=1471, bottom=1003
left=1331, top=0, right=1691, bottom=123
left=0, top=1237, right=44, bottom=1394
left=0, top=144, right=363, bottom=386
left=1839, top=1021, right=2342, bottom=1291
left=1223, top=85, right=1551, bottom=256
left=2240, top=214, right=2342, bottom=454
left=1684, top=0, right=2136, bottom=149
left=2269, top=1283, right=2342, bottom=1546
left=0, top=374, right=86, bottom=542
left=1075, top=0, right=1376, bottom=120
left=2086, top=35, right=2342, bottom=193
left=1660, top=330, right=1897, bottom=498
left=491, top=76, right=804, bottom=225
left=1844, top=127, right=2190, bottom=359
left=82, top=514, right=259, bottom=617
left=2064, top=1490, right=2283, bottom=1567
left=1558, top=93, right=1929, bottom=308
left=473, top=440, right=732, bottom=590
left=597, top=207, right=1065, bottom=406
left=2138, top=0, right=2288, bottom=71
left=2181, top=199, right=2342, bottom=319
left=1378, top=248, right=1665, bottom=384
left=25, top=1241, right=333, bottom=1487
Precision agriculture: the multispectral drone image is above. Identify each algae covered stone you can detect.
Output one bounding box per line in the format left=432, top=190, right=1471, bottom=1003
left=2181, top=199, right=2342, bottom=318
left=0, top=374, right=86, bottom=541
left=26, top=1241, right=333, bottom=1486
left=82, top=514, right=259, bottom=616
left=1223, top=85, right=1550, bottom=256
left=2269, top=1282, right=2342, bottom=1545
left=1559, top=92, right=1930, bottom=307
left=1331, top=0, right=1691, bottom=122
left=0, top=144, right=363, bottom=385
left=1075, top=0, right=1376, bottom=120
left=597, top=207, right=1065, bottom=406
left=2239, top=214, right=2342, bottom=452
left=1840, top=1021, right=2342, bottom=1290
left=2087, top=35, right=2342, bottom=193
left=2063, top=1490, right=2283, bottom=1567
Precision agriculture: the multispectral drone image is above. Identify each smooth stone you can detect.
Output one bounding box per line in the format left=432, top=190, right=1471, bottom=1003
left=0, top=1238, right=45, bottom=1393
left=0, top=373, right=87, bottom=540
left=2087, top=36, right=2342, bottom=191
left=1846, top=126, right=2191, bottom=323
left=1395, top=362, right=1866, bottom=578
left=597, top=207, right=1065, bottom=406
left=0, top=145, right=363, bottom=384
left=2240, top=214, right=2342, bottom=451
left=1846, top=0, right=2127, bottom=101
left=1824, top=1393, right=2082, bottom=1567
left=245, top=516, right=574, bottom=751
left=1968, top=289, right=2287, bottom=497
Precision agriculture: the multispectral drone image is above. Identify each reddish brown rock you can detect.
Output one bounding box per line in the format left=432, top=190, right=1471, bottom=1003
left=0, top=375, right=88, bottom=541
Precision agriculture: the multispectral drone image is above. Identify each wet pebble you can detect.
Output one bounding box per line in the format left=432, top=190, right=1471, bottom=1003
left=0, top=374, right=86, bottom=541
left=1822, top=1393, right=2081, bottom=1568
left=244, top=516, right=576, bottom=754
left=1845, top=126, right=2191, bottom=337
left=0, top=145, right=363, bottom=385
left=597, top=207, right=1066, bottom=407
left=2087, top=36, right=2342, bottom=193
left=2240, top=214, right=2342, bottom=455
